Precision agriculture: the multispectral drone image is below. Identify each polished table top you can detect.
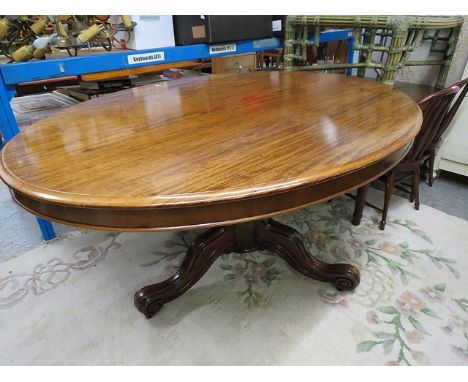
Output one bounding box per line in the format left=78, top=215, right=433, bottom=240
left=0, top=72, right=422, bottom=231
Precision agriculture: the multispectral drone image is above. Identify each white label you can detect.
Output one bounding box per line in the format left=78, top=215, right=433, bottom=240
left=139, top=15, right=161, bottom=22
left=127, top=51, right=165, bottom=65
left=209, top=44, right=237, bottom=55
left=272, top=20, right=282, bottom=32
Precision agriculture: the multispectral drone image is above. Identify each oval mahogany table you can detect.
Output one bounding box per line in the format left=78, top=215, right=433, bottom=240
left=0, top=72, right=422, bottom=318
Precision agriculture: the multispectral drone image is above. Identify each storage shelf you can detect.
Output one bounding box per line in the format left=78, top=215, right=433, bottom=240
left=0, top=38, right=282, bottom=84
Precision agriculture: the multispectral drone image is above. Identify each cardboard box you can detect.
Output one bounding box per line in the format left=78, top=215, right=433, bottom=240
left=211, top=53, right=256, bottom=74
left=110, top=15, right=175, bottom=50
left=173, top=16, right=273, bottom=46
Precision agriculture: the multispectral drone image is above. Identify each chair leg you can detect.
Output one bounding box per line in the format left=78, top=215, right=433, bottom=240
left=413, top=166, right=420, bottom=210
left=380, top=171, right=395, bottom=230
left=428, top=148, right=435, bottom=187
left=410, top=181, right=415, bottom=203
left=352, top=184, right=369, bottom=226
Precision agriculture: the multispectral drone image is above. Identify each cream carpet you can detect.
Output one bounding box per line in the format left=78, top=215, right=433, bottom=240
left=0, top=189, right=467, bottom=365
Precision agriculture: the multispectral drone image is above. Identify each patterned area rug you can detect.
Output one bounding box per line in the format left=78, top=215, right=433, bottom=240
left=0, top=189, right=467, bottom=365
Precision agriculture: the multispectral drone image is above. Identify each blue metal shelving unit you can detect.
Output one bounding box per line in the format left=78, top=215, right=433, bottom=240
left=0, top=30, right=354, bottom=241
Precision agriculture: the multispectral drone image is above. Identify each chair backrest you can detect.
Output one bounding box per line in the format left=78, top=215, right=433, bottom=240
left=405, top=85, right=460, bottom=162
left=432, top=77, right=468, bottom=145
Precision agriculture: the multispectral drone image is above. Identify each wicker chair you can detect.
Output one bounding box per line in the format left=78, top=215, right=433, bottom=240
left=283, top=16, right=464, bottom=89
left=425, top=77, right=468, bottom=186
left=351, top=85, right=460, bottom=230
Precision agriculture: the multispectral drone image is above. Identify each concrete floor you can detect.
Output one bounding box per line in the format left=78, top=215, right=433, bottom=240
left=0, top=181, right=78, bottom=262
left=0, top=170, right=467, bottom=262
left=417, top=171, right=468, bottom=218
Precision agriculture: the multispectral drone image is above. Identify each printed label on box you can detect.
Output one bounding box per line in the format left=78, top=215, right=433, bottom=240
left=127, top=51, right=165, bottom=65
left=209, top=44, right=237, bottom=55
left=272, top=20, right=282, bottom=32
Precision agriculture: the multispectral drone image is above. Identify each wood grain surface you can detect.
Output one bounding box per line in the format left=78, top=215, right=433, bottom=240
left=0, top=72, right=423, bottom=230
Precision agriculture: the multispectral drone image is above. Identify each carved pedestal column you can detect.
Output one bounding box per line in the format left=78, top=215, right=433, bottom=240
left=135, top=219, right=360, bottom=318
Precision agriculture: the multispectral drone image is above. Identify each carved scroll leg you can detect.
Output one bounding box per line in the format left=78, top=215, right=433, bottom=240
left=256, top=219, right=360, bottom=291
left=134, top=226, right=235, bottom=318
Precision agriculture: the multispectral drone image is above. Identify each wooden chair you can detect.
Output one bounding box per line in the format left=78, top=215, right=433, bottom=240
left=351, top=85, right=460, bottom=230
left=425, top=77, right=468, bottom=186
left=257, top=49, right=284, bottom=69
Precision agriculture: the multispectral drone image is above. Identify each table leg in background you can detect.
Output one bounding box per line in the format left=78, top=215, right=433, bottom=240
left=352, top=184, right=370, bottom=226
